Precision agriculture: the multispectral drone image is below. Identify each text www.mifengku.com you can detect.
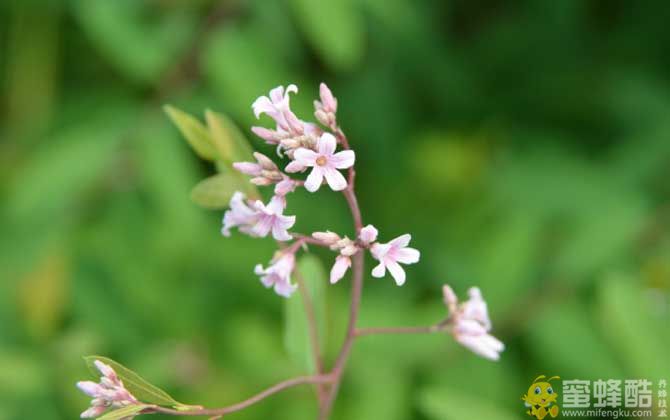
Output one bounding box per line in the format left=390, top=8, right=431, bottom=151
left=562, top=408, right=653, bottom=418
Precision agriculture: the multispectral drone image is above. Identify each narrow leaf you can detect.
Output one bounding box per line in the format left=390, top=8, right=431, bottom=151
left=97, top=405, right=149, bottom=420
left=84, top=356, right=180, bottom=407
left=205, top=109, right=255, bottom=164
left=164, top=105, right=217, bottom=161
left=284, top=255, right=327, bottom=373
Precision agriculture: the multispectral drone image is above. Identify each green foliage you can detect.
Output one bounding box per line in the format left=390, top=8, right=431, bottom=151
left=284, top=255, right=327, bottom=373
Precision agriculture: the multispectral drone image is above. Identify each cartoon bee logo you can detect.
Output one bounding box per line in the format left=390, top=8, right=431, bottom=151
left=522, top=375, right=560, bottom=419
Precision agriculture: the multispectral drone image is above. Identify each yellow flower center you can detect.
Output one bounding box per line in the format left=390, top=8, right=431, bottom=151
left=316, top=156, right=328, bottom=166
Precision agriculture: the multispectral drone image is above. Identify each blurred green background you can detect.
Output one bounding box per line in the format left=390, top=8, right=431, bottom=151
left=1, top=0, right=669, bottom=419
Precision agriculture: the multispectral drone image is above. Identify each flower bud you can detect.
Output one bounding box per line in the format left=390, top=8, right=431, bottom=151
left=312, top=231, right=341, bottom=245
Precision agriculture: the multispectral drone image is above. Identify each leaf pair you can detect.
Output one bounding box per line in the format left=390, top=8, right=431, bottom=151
left=164, top=106, right=259, bottom=209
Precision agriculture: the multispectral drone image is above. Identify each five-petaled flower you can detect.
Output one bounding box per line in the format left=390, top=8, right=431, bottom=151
left=249, top=196, right=296, bottom=241
left=370, top=234, right=420, bottom=285
left=77, top=360, right=139, bottom=418
left=255, top=253, right=297, bottom=297
left=287, top=133, right=355, bottom=192
left=443, top=285, right=504, bottom=361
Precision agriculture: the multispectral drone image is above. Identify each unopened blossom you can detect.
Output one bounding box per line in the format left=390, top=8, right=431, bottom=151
left=314, top=83, right=338, bottom=128
left=330, top=255, right=351, bottom=284
left=77, top=360, right=139, bottom=418
left=249, top=196, right=296, bottom=241
left=233, top=152, right=283, bottom=186
left=252, top=84, right=303, bottom=134
left=255, top=253, right=297, bottom=297
left=443, top=285, right=504, bottom=361
left=222, top=192, right=259, bottom=237
left=289, top=133, right=355, bottom=192
left=312, top=231, right=342, bottom=246
left=370, top=234, right=420, bottom=286
left=359, top=224, right=378, bottom=245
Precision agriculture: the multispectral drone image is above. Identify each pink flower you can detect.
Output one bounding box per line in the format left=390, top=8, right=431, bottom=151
left=370, top=234, right=420, bottom=286
left=330, top=255, right=351, bottom=284
left=222, top=194, right=295, bottom=241
left=252, top=84, right=303, bottom=134
left=443, top=285, right=504, bottom=361
left=359, top=224, right=378, bottom=245
left=222, top=192, right=259, bottom=237
left=255, top=253, right=297, bottom=297
left=291, top=133, right=355, bottom=192
left=250, top=196, right=296, bottom=241
left=77, top=360, right=139, bottom=418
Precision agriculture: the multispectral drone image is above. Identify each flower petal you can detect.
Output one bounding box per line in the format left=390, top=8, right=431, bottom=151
left=389, top=234, right=412, bottom=249
left=371, top=262, right=386, bottom=278
left=293, top=148, right=318, bottom=166
left=318, top=133, right=337, bottom=155
left=285, top=161, right=307, bottom=173
left=330, top=150, right=355, bottom=169
left=394, top=247, right=420, bottom=264
left=304, top=167, right=324, bottom=192
left=323, top=167, right=347, bottom=191
left=330, top=255, right=351, bottom=284
left=272, top=225, right=292, bottom=241
left=386, top=260, right=406, bottom=286
left=251, top=96, right=274, bottom=119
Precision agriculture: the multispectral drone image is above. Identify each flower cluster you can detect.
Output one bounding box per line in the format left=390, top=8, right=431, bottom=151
left=442, top=285, right=505, bottom=361
left=222, top=83, right=421, bottom=297
left=77, top=360, right=139, bottom=418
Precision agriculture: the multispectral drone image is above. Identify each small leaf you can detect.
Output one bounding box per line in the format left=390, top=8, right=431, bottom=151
left=205, top=109, right=255, bottom=164
left=84, top=356, right=180, bottom=407
left=97, top=405, right=149, bottom=420
left=190, top=173, right=255, bottom=209
left=164, top=105, right=217, bottom=161
left=284, top=255, right=327, bottom=373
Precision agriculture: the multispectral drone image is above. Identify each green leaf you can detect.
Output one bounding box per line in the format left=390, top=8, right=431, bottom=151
left=97, top=405, right=149, bottom=420
left=288, top=0, right=364, bottom=71
left=84, top=356, right=181, bottom=407
left=164, top=105, right=217, bottom=161
left=284, top=255, right=327, bottom=373
left=205, top=109, right=255, bottom=165
left=190, top=173, right=253, bottom=209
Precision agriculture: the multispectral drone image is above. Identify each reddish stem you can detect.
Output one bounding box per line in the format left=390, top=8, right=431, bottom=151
left=149, top=375, right=334, bottom=417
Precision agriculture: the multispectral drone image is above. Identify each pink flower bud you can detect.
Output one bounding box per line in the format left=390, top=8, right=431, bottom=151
left=312, top=231, right=341, bottom=245
left=319, top=83, right=337, bottom=113
left=359, top=224, right=378, bottom=244
left=233, top=162, right=263, bottom=176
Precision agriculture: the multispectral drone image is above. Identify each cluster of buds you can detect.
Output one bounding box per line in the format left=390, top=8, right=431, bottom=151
left=233, top=152, right=284, bottom=186
left=314, top=82, right=338, bottom=130
left=442, top=285, right=505, bottom=361
left=312, top=231, right=359, bottom=284
left=250, top=84, right=323, bottom=158
left=76, top=360, right=139, bottom=418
